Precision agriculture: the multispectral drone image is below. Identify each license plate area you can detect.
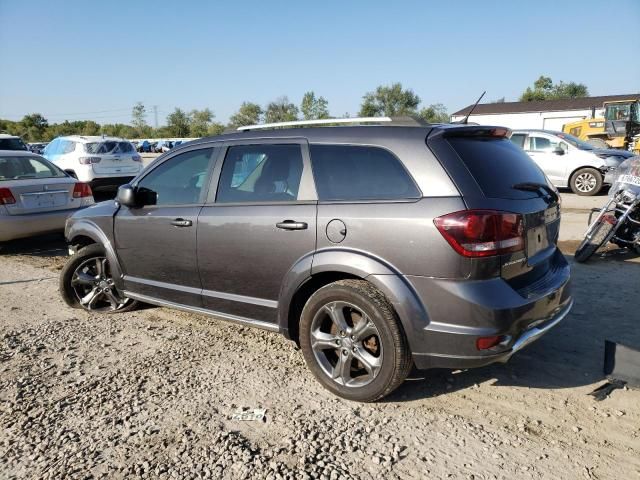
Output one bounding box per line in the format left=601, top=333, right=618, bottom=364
left=527, top=224, right=549, bottom=257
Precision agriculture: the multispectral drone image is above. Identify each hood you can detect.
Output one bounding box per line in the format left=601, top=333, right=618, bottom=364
left=591, top=148, right=635, bottom=158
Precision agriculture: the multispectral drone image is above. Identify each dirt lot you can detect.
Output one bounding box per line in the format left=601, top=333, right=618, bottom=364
left=1, top=198, right=639, bottom=479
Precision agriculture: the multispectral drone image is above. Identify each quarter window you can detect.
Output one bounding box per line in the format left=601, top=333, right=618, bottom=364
left=509, top=134, right=526, bottom=149
left=310, top=145, right=420, bottom=201
left=136, top=148, right=214, bottom=205
left=216, top=144, right=303, bottom=203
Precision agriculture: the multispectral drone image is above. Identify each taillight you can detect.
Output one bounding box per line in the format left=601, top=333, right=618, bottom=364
left=0, top=187, right=16, bottom=205
left=434, top=210, right=524, bottom=257
left=132, top=154, right=142, bottom=162
left=73, top=183, right=93, bottom=198
left=476, top=335, right=505, bottom=350
left=78, top=157, right=101, bottom=165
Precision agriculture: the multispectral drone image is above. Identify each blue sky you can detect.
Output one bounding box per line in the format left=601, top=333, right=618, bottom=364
left=1, top=0, right=639, bottom=125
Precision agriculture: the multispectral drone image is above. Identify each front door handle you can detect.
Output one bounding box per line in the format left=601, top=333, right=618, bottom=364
left=276, top=220, right=308, bottom=230
left=171, top=218, right=193, bottom=227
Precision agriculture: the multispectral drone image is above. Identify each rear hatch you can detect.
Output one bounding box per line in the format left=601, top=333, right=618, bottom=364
left=84, top=141, right=141, bottom=176
left=0, top=153, right=91, bottom=215
left=427, top=126, right=562, bottom=288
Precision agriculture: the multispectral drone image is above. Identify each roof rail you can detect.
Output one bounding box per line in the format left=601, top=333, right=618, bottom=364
left=237, top=117, right=394, bottom=131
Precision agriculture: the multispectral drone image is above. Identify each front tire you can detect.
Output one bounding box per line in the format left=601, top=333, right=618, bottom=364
left=299, top=280, right=412, bottom=402
left=59, top=244, right=138, bottom=313
left=570, top=167, right=603, bottom=196
left=574, top=216, right=614, bottom=262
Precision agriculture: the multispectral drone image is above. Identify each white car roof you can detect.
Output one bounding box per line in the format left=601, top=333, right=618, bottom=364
left=0, top=134, right=21, bottom=139
left=57, top=135, right=131, bottom=143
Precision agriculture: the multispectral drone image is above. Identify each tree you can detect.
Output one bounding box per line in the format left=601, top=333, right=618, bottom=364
left=189, top=108, right=214, bottom=137
left=417, top=104, right=449, bottom=123
left=81, top=121, right=101, bottom=136
left=300, top=91, right=330, bottom=120
left=20, top=113, right=49, bottom=141
left=520, top=75, right=589, bottom=101
left=165, top=108, right=190, bottom=137
left=131, top=102, right=148, bottom=137
left=359, top=83, right=421, bottom=117
left=264, top=96, right=299, bottom=123
left=207, top=122, right=226, bottom=136
left=228, top=102, right=263, bottom=127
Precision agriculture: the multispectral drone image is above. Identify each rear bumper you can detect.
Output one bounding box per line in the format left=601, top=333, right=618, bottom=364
left=406, top=249, right=572, bottom=370
left=0, top=208, right=85, bottom=242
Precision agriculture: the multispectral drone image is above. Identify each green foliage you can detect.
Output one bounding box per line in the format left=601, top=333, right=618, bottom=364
left=100, top=123, right=136, bottom=138
left=264, top=96, right=299, bottom=123
left=520, top=75, right=589, bottom=101
left=417, top=104, right=449, bottom=123
left=359, top=82, right=421, bottom=117
left=165, top=108, right=191, bottom=137
left=301, top=91, right=330, bottom=120
left=131, top=102, right=148, bottom=137
left=228, top=102, right=263, bottom=127
left=189, top=108, right=215, bottom=137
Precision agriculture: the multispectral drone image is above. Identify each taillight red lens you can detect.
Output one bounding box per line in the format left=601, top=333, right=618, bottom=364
left=73, top=183, right=93, bottom=198
left=78, top=157, right=101, bottom=165
left=0, top=187, right=16, bottom=205
left=476, top=335, right=505, bottom=350
left=434, top=210, right=524, bottom=257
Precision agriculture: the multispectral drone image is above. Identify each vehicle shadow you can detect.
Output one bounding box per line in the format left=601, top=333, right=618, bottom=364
left=0, top=233, right=68, bottom=258
left=388, top=254, right=640, bottom=401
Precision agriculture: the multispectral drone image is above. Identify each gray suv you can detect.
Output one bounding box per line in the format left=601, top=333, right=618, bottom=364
left=59, top=121, right=573, bottom=402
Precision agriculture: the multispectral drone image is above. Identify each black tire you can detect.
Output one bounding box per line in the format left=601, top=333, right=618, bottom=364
left=574, top=218, right=614, bottom=262
left=299, top=279, right=412, bottom=402
left=570, top=167, right=603, bottom=196
left=59, top=243, right=138, bottom=313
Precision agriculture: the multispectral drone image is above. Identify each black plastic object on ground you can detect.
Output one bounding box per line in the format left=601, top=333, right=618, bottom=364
left=604, top=340, right=640, bottom=388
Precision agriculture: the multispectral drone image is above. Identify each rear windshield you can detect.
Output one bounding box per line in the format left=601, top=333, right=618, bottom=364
left=85, top=141, right=134, bottom=154
left=447, top=136, right=548, bottom=199
left=0, top=155, right=67, bottom=181
left=0, top=138, right=28, bottom=151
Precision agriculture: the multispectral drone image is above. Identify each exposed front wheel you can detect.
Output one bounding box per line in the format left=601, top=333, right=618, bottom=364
left=570, top=167, right=603, bottom=196
left=574, top=215, right=615, bottom=262
left=299, top=280, right=412, bottom=402
left=59, top=244, right=138, bottom=313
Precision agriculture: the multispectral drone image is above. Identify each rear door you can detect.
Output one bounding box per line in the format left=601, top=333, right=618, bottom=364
left=196, top=140, right=317, bottom=324
left=114, top=146, right=217, bottom=306
left=0, top=155, right=79, bottom=215
left=524, top=134, right=567, bottom=186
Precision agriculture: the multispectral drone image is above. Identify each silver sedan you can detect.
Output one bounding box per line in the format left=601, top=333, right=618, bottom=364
left=0, top=150, right=95, bottom=242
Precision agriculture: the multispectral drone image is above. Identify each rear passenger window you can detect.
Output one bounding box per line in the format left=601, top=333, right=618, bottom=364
left=310, top=145, right=420, bottom=201
left=216, top=144, right=303, bottom=203
left=59, top=140, right=76, bottom=154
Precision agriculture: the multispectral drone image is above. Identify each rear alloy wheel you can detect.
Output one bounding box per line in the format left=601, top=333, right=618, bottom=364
left=60, top=244, right=138, bottom=313
left=299, top=280, right=412, bottom=402
left=570, top=167, right=603, bottom=196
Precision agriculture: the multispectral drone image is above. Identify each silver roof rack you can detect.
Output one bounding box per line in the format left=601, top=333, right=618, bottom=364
left=237, top=117, right=393, bottom=131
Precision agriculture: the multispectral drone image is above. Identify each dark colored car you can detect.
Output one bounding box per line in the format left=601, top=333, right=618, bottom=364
left=0, top=135, right=28, bottom=151
left=59, top=120, right=572, bottom=402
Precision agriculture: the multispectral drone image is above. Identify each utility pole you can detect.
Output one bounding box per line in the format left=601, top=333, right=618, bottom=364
left=153, top=105, right=158, bottom=129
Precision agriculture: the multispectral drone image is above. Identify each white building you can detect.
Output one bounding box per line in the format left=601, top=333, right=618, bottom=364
left=450, top=94, right=639, bottom=131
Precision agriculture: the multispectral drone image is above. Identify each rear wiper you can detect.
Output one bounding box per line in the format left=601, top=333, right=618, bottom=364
left=512, top=182, right=559, bottom=203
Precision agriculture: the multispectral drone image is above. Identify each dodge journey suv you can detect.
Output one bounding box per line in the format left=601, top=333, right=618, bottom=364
left=59, top=119, right=572, bottom=402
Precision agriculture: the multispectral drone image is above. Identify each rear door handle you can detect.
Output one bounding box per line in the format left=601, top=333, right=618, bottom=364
left=171, top=218, right=193, bottom=227
left=276, top=220, right=308, bottom=230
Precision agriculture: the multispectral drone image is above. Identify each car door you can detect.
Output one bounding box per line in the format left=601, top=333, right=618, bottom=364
left=114, top=146, right=218, bottom=306
left=525, top=134, right=567, bottom=186
left=197, top=140, right=317, bottom=325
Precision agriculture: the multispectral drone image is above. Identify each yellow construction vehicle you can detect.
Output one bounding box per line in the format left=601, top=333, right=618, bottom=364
left=563, top=98, right=640, bottom=154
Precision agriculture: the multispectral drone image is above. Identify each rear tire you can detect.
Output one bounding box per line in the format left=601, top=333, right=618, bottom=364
left=574, top=217, right=614, bottom=262
left=299, top=279, right=412, bottom=402
left=570, top=167, right=603, bottom=196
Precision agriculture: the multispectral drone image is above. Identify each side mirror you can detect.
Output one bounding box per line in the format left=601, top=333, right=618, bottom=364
left=553, top=146, right=565, bottom=155
left=116, top=184, right=137, bottom=207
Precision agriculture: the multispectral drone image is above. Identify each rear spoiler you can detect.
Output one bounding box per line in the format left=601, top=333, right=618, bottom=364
left=440, top=126, right=512, bottom=139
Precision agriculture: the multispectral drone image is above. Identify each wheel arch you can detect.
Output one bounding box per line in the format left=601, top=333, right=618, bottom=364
left=278, top=248, right=430, bottom=354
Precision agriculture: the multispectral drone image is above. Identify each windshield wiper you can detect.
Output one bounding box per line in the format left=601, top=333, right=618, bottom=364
left=512, top=182, right=559, bottom=203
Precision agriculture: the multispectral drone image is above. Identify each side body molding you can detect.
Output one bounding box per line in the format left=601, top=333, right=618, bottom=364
left=65, top=219, right=125, bottom=289
left=277, top=248, right=430, bottom=353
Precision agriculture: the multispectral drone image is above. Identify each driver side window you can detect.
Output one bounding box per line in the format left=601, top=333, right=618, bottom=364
left=136, top=148, right=215, bottom=206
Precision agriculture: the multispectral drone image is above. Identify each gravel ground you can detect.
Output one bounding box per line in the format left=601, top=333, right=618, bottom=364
left=1, top=234, right=639, bottom=479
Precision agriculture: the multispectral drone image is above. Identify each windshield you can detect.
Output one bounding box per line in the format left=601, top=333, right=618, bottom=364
left=0, top=138, right=28, bottom=151
left=605, top=103, right=631, bottom=121
left=554, top=132, right=595, bottom=150
left=85, top=141, right=134, bottom=154
left=0, top=155, right=67, bottom=181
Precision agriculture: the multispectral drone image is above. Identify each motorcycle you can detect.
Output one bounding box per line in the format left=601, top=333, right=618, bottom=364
left=575, top=156, right=640, bottom=262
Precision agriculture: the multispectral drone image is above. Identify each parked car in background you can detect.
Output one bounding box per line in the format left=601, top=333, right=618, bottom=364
left=0, top=150, right=94, bottom=242
left=60, top=120, right=572, bottom=402
left=136, top=140, right=152, bottom=153
left=153, top=140, right=173, bottom=153
left=510, top=129, right=633, bottom=196
left=0, top=134, right=28, bottom=151
left=43, top=136, right=143, bottom=191
left=28, top=142, right=48, bottom=155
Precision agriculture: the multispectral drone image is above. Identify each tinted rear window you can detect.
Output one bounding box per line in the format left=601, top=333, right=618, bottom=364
left=0, top=155, right=66, bottom=181
left=85, top=141, right=134, bottom=154
left=0, top=138, right=28, bottom=151
left=310, top=145, right=420, bottom=201
left=447, top=137, right=548, bottom=199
